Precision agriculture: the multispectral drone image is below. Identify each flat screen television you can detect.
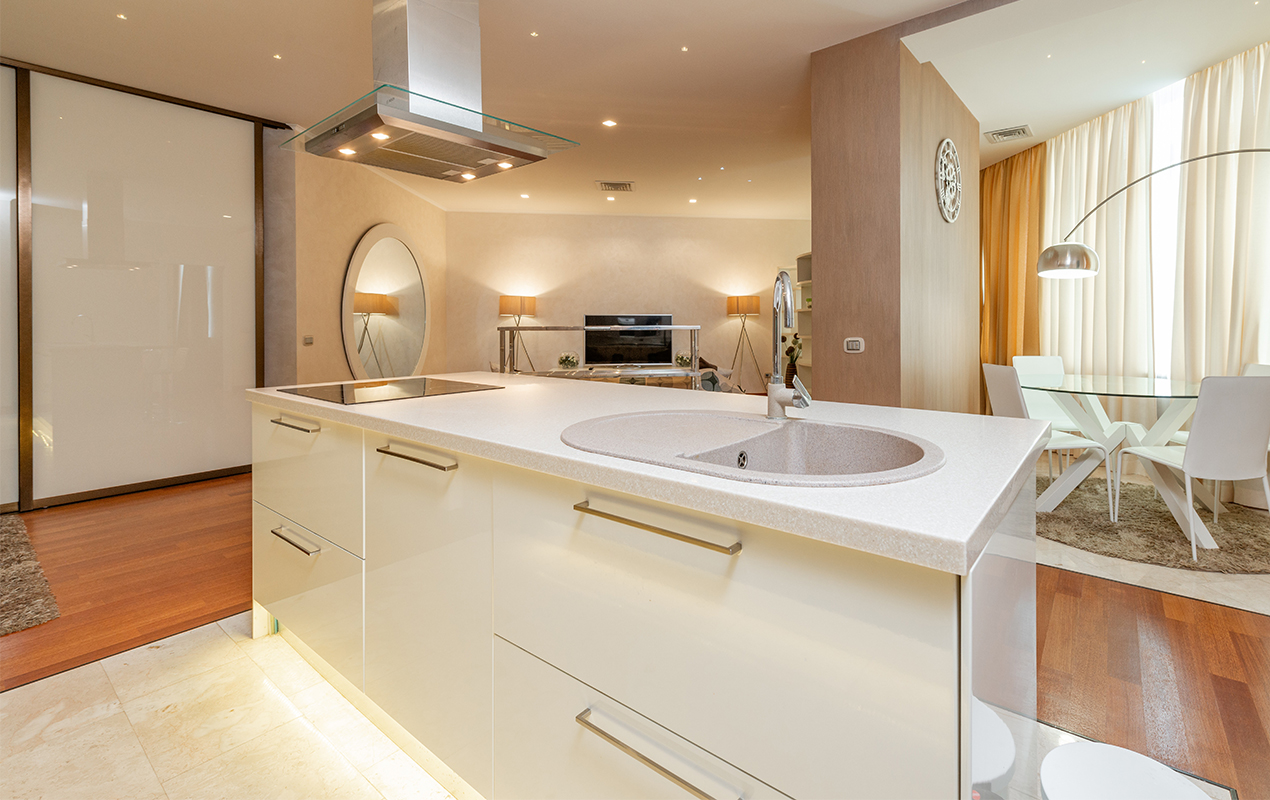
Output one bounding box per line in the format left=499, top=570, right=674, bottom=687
left=584, top=315, right=672, bottom=366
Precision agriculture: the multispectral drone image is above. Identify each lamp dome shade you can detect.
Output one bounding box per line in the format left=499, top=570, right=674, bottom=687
left=353, top=292, right=399, bottom=315
left=726, top=295, right=761, bottom=316
left=498, top=295, right=537, bottom=316
left=1037, top=242, right=1100, bottom=279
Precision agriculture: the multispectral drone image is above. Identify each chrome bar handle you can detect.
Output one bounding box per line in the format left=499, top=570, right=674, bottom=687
left=573, top=501, right=741, bottom=556
left=576, top=709, right=734, bottom=800
left=270, top=526, right=320, bottom=556
left=270, top=417, right=320, bottom=434
left=376, top=445, right=457, bottom=472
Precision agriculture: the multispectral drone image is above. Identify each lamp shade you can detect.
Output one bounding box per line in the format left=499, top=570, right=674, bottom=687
left=498, top=295, right=537, bottom=316
left=1037, top=242, right=1100, bottom=279
left=353, top=292, right=399, bottom=315
left=726, top=295, right=761, bottom=316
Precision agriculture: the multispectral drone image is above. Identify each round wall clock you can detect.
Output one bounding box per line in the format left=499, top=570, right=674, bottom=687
left=935, top=138, right=962, bottom=223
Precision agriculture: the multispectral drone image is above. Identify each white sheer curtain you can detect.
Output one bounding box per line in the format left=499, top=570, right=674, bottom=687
left=1040, top=97, right=1156, bottom=424
left=1172, top=41, right=1270, bottom=381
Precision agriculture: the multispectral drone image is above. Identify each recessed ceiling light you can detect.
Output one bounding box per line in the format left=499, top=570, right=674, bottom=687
left=607, top=196, right=615, bottom=201
left=697, top=177, right=702, bottom=180
left=530, top=31, right=539, bottom=37
left=338, top=148, right=356, bottom=155
left=67, top=264, right=76, bottom=269
left=682, top=46, right=688, bottom=52
left=461, top=173, right=476, bottom=180
left=116, top=13, right=127, bottom=19
left=223, top=215, right=232, bottom=218
left=497, top=162, right=513, bottom=169
left=689, top=199, right=697, bottom=203
left=371, top=132, right=390, bottom=140
left=273, top=54, right=282, bottom=60
left=720, top=167, right=725, bottom=170
left=602, top=120, right=617, bottom=127
left=1141, top=60, right=1147, bottom=64
left=520, top=194, right=530, bottom=199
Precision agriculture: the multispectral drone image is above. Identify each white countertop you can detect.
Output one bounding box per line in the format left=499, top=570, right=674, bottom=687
left=247, top=373, right=1048, bottom=575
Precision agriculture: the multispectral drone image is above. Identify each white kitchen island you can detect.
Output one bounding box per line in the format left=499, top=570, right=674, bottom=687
left=247, top=373, right=1047, bottom=800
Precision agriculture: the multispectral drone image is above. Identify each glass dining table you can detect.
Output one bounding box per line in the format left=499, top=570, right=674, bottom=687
left=1016, top=373, right=1221, bottom=550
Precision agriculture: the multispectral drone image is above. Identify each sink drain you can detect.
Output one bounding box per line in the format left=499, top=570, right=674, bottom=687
left=737, top=451, right=749, bottom=469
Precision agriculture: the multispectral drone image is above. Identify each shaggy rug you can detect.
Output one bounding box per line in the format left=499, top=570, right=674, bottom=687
left=1037, top=477, right=1270, bottom=574
left=0, top=514, right=60, bottom=636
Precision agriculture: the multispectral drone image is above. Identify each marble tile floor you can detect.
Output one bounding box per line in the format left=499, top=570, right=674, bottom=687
left=1036, top=457, right=1270, bottom=616
left=989, top=706, right=1234, bottom=800
left=0, top=612, right=456, bottom=800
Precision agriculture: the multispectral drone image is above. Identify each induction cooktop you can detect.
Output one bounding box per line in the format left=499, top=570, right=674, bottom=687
left=278, top=376, right=504, bottom=405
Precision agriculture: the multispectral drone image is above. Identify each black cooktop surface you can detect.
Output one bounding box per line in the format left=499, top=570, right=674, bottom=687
left=278, top=376, right=504, bottom=405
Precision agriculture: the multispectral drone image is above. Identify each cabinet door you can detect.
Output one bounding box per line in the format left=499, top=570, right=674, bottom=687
left=364, top=435, right=493, bottom=798
left=493, top=637, right=791, bottom=800
left=251, top=403, right=363, bottom=556
left=253, top=502, right=363, bottom=688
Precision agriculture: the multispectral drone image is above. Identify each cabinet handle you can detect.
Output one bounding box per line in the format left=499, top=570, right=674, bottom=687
left=573, top=501, right=741, bottom=556
left=271, top=526, right=321, bottom=556
left=271, top=417, right=320, bottom=434
left=576, top=709, right=736, bottom=800
left=376, top=445, right=457, bottom=472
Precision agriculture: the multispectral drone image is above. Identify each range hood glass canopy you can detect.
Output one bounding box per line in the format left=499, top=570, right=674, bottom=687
left=282, top=84, right=580, bottom=183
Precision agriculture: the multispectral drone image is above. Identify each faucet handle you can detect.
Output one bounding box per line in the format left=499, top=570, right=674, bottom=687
left=792, top=374, right=811, bottom=408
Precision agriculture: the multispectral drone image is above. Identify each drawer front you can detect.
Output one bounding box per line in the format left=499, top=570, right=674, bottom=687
left=253, top=502, right=363, bottom=688
left=364, top=435, right=494, bottom=798
left=251, top=404, right=363, bottom=557
left=492, top=467, right=960, bottom=800
left=493, top=636, right=791, bottom=800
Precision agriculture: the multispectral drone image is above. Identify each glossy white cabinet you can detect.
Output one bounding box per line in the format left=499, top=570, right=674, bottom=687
left=491, top=467, right=961, bottom=800
left=251, top=404, right=363, bottom=557
left=364, top=434, right=494, bottom=798
left=493, top=637, right=793, bottom=800
left=252, top=502, right=363, bottom=687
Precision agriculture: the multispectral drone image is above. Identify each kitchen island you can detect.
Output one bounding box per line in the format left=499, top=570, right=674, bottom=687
left=247, top=372, right=1047, bottom=800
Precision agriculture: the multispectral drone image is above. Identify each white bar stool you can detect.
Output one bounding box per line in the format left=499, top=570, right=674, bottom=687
left=971, top=698, right=1016, bottom=795
left=1040, top=741, right=1210, bottom=800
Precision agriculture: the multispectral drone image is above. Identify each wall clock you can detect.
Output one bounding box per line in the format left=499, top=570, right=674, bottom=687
left=935, top=138, right=961, bottom=223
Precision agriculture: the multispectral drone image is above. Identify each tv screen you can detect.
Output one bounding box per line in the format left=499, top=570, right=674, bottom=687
left=584, top=315, right=672, bottom=366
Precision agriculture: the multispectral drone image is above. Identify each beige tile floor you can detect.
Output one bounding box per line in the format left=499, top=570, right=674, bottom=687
left=0, top=612, right=456, bottom=800
left=1037, top=458, right=1270, bottom=616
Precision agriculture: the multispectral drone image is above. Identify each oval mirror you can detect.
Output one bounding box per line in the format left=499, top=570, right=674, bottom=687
left=341, top=224, right=430, bottom=380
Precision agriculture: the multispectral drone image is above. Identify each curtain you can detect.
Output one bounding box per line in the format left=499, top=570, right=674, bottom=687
left=1172, top=41, right=1270, bottom=381
left=980, top=142, right=1046, bottom=369
left=1041, top=97, right=1156, bottom=428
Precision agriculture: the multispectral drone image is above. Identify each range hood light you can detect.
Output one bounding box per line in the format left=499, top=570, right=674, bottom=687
left=339, top=148, right=356, bottom=155
left=497, top=162, right=513, bottom=169
left=371, top=132, right=390, bottom=140
left=461, top=173, right=477, bottom=180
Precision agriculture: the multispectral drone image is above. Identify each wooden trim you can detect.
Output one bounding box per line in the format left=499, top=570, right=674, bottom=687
left=30, top=465, right=252, bottom=510
left=0, top=502, right=17, bottom=514
left=0, top=57, right=289, bottom=129
left=15, top=68, right=33, bottom=512
left=255, top=121, right=266, bottom=388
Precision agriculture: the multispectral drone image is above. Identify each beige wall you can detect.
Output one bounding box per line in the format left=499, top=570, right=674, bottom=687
left=444, top=213, right=810, bottom=391
left=279, top=157, right=447, bottom=385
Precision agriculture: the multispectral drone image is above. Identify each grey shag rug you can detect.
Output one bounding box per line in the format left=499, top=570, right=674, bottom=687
left=0, top=514, right=60, bottom=636
left=1038, top=477, right=1270, bottom=574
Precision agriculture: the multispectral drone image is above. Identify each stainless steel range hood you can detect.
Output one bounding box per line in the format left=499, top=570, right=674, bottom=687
left=283, top=0, right=577, bottom=182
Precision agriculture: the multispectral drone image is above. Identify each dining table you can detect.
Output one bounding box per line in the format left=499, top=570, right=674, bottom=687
left=1017, top=373, right=1222, bottom=550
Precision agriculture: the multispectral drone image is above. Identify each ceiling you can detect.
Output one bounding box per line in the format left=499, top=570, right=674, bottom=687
left=903, top=0, right=1270, bottom=166
left=0, top=0, right=969, bottom=219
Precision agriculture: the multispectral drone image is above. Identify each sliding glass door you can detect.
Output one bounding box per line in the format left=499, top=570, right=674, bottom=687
left=28, top=73, right=256, bottom=502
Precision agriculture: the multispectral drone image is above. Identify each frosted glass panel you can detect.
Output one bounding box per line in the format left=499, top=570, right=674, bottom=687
left=30, top=74, right=255, bottom=499
left=0, top=68, right=15, bottom=506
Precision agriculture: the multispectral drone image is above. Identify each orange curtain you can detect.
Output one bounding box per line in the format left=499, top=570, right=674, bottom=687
left=980, top=143, right=1046, bottom=410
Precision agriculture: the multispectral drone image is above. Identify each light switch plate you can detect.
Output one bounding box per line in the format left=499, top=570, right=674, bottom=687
left=844, top=337, right=865, bottom=353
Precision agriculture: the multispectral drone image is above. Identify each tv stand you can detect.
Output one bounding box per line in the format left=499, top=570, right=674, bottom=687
left=497, top=325, right=701, bottom=389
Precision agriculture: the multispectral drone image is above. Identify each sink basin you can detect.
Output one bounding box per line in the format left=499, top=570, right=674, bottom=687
left=560, top=411, right=944, bottom=487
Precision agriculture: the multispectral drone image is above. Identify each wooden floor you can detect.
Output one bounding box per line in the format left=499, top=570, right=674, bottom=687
left=0, top=474, right=252, bottom=691
left=1038, top=564, right=1270, bottom=798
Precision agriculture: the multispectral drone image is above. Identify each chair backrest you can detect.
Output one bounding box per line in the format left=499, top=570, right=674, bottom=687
left=1243, top=362, right=1270, bottom=377
left=1184, top=376, right=1270, bottom=480
left=1012, top=355, right=1065, bottom=376
left=983, top=364, right=1030, bottom=419
left=1012, top=356, right=1075, bottom=428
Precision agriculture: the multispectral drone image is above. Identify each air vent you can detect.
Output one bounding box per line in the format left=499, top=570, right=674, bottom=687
left=596, top=180, right=635, bottom=192
left=984, top=125, right=1034, bottom=144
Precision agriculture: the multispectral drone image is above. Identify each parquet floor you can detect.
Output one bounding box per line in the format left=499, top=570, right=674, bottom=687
left=1038, top=564, right=1270, bottom=798
left=0, top=474, right=252, bottom=691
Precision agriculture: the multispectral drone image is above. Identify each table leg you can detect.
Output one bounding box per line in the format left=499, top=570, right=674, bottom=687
left=1037, top=449, right=1106, bottom=512
left=1122, top=398, right=1219, bottom=549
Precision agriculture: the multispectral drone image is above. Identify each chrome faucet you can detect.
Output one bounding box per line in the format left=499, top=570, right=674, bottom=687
left=768, top=271, right=811, bottom=419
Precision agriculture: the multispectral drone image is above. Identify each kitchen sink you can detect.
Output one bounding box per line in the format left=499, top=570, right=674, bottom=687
left=560, top=411, right=944, bottom=487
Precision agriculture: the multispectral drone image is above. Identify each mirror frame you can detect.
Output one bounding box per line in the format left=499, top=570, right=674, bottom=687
left=341, top=223, right=432, bottom=380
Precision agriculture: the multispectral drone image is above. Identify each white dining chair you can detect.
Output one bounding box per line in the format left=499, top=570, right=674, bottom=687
left=1169, top=362, right=1270, bottom=445
left=1116, top=376, right=1270, bottom=560
left=983, top=364, right=1113, bottom=519
left=1012, top=356, right=1084, bottom=474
